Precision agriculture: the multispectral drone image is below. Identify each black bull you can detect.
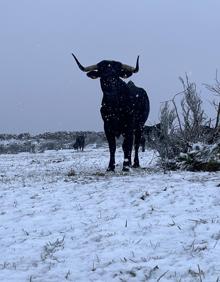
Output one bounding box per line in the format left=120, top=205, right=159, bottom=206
left=72, top=54, right=150, bottom=171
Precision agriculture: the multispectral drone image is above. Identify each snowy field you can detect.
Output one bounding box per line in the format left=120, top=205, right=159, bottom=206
left=0, top=146, right=220, bottom=282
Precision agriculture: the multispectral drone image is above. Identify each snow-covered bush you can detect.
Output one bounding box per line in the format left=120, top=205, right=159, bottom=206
left=178, top=142, right=220, bottom=171
left=151, top=75, right=220, bottom=171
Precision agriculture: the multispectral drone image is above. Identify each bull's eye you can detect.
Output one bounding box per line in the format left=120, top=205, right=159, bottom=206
left=108, top=64, right=111, bottom=67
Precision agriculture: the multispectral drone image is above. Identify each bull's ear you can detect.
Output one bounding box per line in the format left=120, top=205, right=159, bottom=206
left=87, top=70, right=100, bottom=79
left=119, top=69, right=133, bottom=79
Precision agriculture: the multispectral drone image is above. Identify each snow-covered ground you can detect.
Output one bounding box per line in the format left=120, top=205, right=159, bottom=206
left=0, top=146, right=220, bottom=282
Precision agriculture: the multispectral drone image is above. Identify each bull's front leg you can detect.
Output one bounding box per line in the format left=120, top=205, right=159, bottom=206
left=105, top=129, right=116, bottom=172
left=122, top=131, right=133, bottom=171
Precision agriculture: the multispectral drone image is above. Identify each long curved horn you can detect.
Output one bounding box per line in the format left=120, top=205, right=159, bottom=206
left=71, top=54, right=97, bottom=72
left=134, top=55, right=139, bottom=73
left=121, top=56, right=139, bottom=73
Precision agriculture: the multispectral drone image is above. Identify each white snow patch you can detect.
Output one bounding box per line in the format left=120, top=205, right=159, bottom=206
left=0, top=148, right=220, bottom=281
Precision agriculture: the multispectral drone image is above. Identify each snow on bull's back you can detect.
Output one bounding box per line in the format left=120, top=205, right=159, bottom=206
left=0, top=148, right=220, bottom=281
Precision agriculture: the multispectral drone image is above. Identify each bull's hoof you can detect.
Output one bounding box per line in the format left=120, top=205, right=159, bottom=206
left=106, top=167, right=115, bottom=172
left=122, top=160, right=131, bottom=172
left=132, top=163, right=140, bottom=168
left=122, top=166, right=130, bottom=172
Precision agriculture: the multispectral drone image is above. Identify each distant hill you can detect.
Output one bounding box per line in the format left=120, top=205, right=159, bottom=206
left=0, top=131, right=106, bottom=154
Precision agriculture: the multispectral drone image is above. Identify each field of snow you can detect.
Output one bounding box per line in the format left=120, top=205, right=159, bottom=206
left=0, top=146, right=220, bottom=282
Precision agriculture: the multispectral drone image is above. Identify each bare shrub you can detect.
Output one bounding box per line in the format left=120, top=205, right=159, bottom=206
left=204, top=71, right=220, bottom=141
left=151, top=74, right=220, bottom=171
left=155, top=102, right=179, bottom=160
left=179, top=75, right=208, bottom=143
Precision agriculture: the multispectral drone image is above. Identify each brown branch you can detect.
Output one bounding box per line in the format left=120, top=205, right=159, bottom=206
left=157, top=270, right=169, bottom=281
left=215, top=102, right=220, bottom=129
left=160, top=90, right=186, bottom=104
left=172, top=98, right=183, bottom=135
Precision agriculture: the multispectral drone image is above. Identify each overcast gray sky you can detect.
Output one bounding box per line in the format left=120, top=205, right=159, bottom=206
left=0, top=0, right=220, bottom=133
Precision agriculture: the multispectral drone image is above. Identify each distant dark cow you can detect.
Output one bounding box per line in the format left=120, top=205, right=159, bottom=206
left=73, top=135, right=85, bottom=151
left=144, top=123, right=161, bottom=142
left=72, top=54, right=150, bottom=171
left=200, top=125, right=220, bottom=143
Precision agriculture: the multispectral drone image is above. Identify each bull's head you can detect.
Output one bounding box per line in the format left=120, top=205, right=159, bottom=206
left=72, top=54, right=139, bottom=79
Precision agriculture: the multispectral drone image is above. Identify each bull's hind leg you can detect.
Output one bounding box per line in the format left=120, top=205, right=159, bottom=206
left=105, top=130, right=116, bottom=172
left=133, top=129, right=142, bottom=168
left=122, top=132, right=133, bottom=171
